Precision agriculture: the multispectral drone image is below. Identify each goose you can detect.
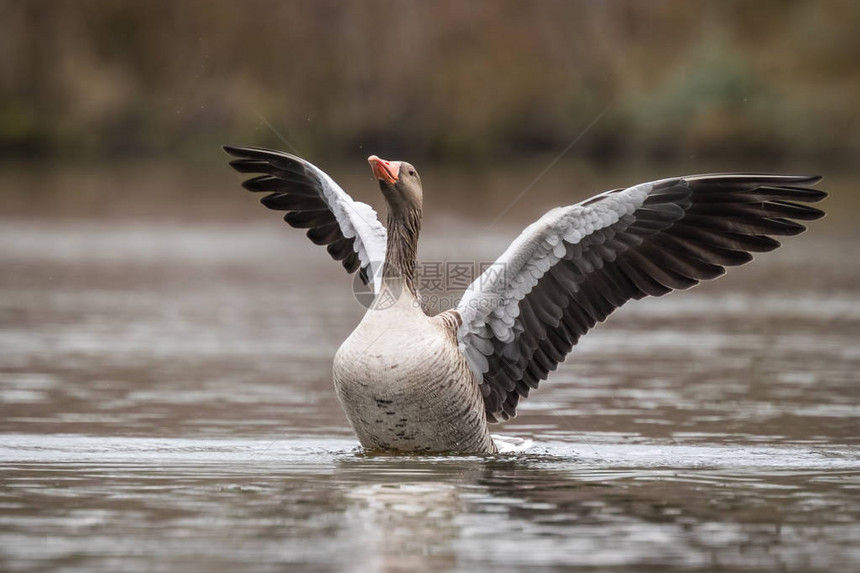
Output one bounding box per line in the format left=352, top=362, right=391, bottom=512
left=223, top=145, right=826, bottom=454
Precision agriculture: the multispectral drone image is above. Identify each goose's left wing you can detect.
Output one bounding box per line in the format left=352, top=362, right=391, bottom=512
left=224, top=145, right=387, bottom=291
left=453, top=174, right=826, bottom=422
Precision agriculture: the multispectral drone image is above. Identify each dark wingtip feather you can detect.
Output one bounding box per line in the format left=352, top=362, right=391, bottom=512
left=687, top=173, right=823, bottom=186
left=229, top=159, right=268, bottom=173
left=796, top=189, right=828, bottom=204
left=772, top=174, right=822, bottom=186
left=223, top=144, right=248, bottom=157
left=223, top=144, right=301, bottom=164
left=768, top=202, right=826, bottom=221
left=260, top=193, right=325, bottom=211
left=241, top=175, right=281, bottom=193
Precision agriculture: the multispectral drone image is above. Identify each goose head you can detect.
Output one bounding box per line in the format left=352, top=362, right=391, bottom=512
left=367, top=155, right=423, bottom=213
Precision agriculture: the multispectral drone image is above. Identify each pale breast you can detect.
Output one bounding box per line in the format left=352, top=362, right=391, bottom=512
left=332, top=311, right=496, bottom=453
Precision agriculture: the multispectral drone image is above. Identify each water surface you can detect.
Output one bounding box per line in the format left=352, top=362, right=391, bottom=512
left=1, top=219, right=858, bottom=572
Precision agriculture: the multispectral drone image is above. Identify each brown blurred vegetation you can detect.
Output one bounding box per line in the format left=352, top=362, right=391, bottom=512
left=1, top=0, right=859, bottom=167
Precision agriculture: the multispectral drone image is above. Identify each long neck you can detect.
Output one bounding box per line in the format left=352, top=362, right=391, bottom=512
left=383, top=206, right=422, bottom=295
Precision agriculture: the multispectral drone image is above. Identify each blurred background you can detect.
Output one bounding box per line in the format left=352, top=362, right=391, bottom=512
left=1, top=0, right=858, bottom=220
left=2, top=3, right=860, bottom=572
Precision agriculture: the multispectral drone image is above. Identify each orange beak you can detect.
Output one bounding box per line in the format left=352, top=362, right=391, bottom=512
left=368, top=155, right=401, bottom=184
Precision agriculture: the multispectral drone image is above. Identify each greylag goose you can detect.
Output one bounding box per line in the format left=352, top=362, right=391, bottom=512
left=224, top=145, right=826, bottom=454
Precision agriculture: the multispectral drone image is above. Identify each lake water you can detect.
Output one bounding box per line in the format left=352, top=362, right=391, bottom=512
left=1, top=217, right=858, bottom=572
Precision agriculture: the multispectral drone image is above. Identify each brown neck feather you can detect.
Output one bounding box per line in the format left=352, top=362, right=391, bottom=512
left=383, top=206, right=422, bottom=295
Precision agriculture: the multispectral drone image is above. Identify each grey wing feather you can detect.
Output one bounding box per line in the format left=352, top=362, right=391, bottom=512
left=456, top=174, right=826, bottom=422
left=224, top=146, right=387, bottom=292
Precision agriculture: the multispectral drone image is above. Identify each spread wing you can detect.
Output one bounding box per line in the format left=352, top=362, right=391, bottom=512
left=455, top=174, right=826, bottom=422
left=224, top=145, right=387, bottom=291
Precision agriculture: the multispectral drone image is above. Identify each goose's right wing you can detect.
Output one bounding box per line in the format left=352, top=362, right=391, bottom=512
left=224, top=145, right=387, bottom=292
